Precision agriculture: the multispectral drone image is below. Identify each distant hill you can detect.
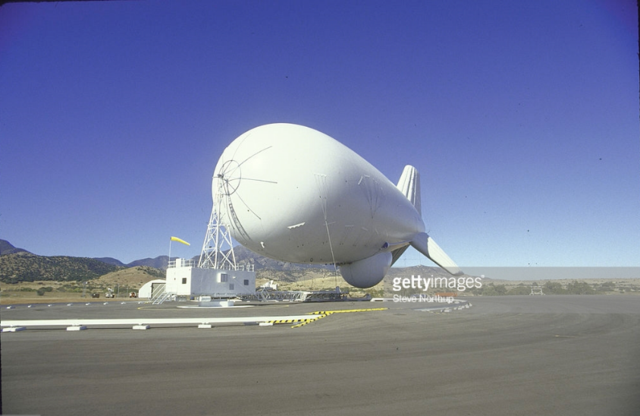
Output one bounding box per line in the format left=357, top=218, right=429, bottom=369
left=0, top=252, right=122, bottom=283
left=95, top=266, right=167, bottom=288
left=93, top=257, right=126, bottom=267
left=120, top=246, right=333, bottom=271
left=229, top=245, right=332, bottom=271
left=127, top=256, right=170, bottom=269
left=0, top=239, right=29, bottom=256
left=0, top=238, right=334, bottom=285
left=0, top=238, right=445, bottom=285
left=1, top=238, right=335, bottom=272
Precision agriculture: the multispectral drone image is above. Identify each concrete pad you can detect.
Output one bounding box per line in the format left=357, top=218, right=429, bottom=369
left=2, top=296, right=639, bottom=416
left=66, top=326, right=87, bottom=331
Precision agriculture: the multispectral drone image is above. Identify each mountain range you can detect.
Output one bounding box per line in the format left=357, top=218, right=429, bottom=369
left=0, top=239, right=448, bottom=284
left=0, top=239, right=28, bottom=256
left=0, top=239, right=326, bottom=270
left=0, top=239, right=336, bottom=283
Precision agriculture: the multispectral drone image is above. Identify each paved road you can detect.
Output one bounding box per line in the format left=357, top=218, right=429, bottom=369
left=2, top=295, right=639, bottom=415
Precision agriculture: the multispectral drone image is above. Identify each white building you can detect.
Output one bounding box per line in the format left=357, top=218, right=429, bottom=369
left=165, top=258, right=255, bottom=298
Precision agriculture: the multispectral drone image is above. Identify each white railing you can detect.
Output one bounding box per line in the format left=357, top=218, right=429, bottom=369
left=168, top=258, right=196, bottom=268
left=195, top=262, right=254, bottom=272
left=168, top=258, right=255, bottom=270
left=235, top=264, right=254, bottom=272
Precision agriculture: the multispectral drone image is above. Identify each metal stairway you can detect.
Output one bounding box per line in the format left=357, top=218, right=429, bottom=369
left=151, top=284, right=174, bottom=305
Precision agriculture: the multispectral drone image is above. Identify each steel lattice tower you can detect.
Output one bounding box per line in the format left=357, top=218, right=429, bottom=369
left=198, top=203, right=237, bottom=270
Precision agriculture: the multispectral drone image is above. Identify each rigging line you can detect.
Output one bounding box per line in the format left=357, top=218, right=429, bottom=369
left=316, top=174, right=338, bottom=277
left=234, top=192, right=262, bottom=221
left=236, top=145, right=273, bottom=168
left=228, top=130, right=253, bottom=166
left=222, top=141, right=271, bottom=181
left=324, top=216, right=338, bottom=276
left=239, top=177, right=278, bottom=184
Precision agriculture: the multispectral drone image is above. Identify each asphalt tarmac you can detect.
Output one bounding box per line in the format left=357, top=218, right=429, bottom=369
left=2, top=295, right=639, bottom=416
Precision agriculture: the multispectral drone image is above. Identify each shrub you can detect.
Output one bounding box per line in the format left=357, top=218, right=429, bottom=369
left=507, top=286, right=531, bottom=295
left=544, top=281, right=566, bottom=294
left=566, top=281, right=595, bottom=295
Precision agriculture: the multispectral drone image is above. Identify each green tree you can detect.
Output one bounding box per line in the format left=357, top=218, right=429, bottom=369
left=507, top=286, right=531, bottom=295
left=544, top=281, right=566, bottom=294
left=566, top=281, right=595, bottom=295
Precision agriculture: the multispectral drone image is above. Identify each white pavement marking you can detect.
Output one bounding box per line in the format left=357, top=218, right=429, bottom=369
left=1, top=315, right=320, bottom=330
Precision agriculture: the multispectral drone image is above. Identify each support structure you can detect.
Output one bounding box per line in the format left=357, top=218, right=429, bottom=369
left=161, top=198, right=255, bottom=302
left=198, top=205, right=237, bottom=270
left=159, top=168, right=257, bottom=303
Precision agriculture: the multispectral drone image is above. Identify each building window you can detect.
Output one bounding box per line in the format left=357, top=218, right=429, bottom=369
left=229, top=284, right=234, bottom=290
left=182, top=278, right=187, bottom=284
left=219, top=273, right=228, bottom=283
left=243, top=279, right=249, bottom=286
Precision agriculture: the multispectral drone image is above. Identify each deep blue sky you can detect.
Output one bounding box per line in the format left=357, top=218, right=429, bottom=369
left=1, top=0, right=638, bottom=268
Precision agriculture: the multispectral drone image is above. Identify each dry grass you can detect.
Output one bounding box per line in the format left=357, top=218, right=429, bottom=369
left=0, top=267, right=161, bottom=305
left=93, top=266, right=162, bottom=288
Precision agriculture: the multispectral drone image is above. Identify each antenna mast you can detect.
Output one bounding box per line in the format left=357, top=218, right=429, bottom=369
left=198, top=198, right=237, bottom=270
